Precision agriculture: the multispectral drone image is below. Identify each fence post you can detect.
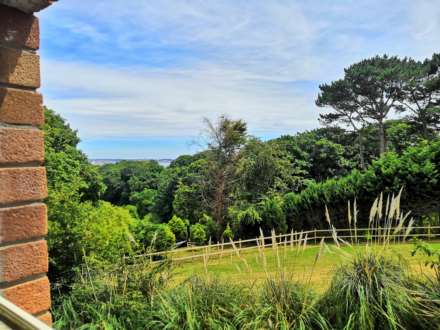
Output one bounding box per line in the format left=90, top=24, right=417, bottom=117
left=314, top=229, right=317, bottom=245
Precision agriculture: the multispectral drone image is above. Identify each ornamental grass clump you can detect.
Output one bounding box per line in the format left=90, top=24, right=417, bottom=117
left=237, top=278, right=329, bottom=330
left=147, top=277, right=251, bottom=329
left=321, top=254, right=421, bottom=330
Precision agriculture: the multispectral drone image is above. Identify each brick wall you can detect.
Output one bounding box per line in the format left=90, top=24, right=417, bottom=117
left=0, top=3, right=52, bottom=326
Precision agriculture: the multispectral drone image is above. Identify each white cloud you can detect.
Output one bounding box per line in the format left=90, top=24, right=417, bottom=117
left=42, top=60, right=317, bottom=139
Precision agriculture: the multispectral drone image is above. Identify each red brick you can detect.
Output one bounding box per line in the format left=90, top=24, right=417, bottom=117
left=0, top=204, right=47, bottom=244
left=0, top=87, right=43, bottom=126
left=0, top=167, right=47, bottom=204
left=0, top=6, right=39, bottom=49
left=0, top=240, right=48, bottom=282
left=37, top=312, right=52, bottom=326
left=0, top=47, right=40, bottom=88
left=0, top=127, right=44, bottom=164
left=0, top=276, right=51, bottom=314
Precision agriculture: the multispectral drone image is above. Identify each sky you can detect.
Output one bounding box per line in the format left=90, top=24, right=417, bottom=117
left=38, top=0, right=440, bottom=159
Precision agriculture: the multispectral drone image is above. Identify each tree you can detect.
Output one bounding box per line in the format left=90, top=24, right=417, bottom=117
left=44, top=108, right=138, bottom=287
left=130, top=188, right=157, bottom=218
left=190, top=223, right=207, bottom=245
left=317, top=55, right=407, bottom=155
left=44, top=107, right=105, bottom=202
left=308, top=138, right=352, bottom=181
left=399, top=54, right=440, bottom=138
left=235, top=138, right=284, bottom=201
left=317, top=80, right=368, bottom=168
left=99, top=160, right=163, bottom=206
left=172, top=158, right=211, bottom=223
left=203, top=115, right=248, bottom=227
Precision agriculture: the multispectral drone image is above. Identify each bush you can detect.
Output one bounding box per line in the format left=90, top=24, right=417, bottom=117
left=168, top=215, right=189, bottom=241
left=199, top=214, right=220, bottom=240
left=190, top=223, right=207, bottom=245
left=53, top=258, right=171, bottom=329
left=229, top=204, right=262, bottom=238
left=222, top=223, right=234, bottom=241
left=258, top=196, right=287, bottom=234
left=134, top=221, right=176, bottom=251
left=76, top=202, right=136, bottom=261
left=48, top=197, right=136, bottom=287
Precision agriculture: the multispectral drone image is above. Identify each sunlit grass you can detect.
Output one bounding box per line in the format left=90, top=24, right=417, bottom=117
left=172, top=242, right=440, bottom=291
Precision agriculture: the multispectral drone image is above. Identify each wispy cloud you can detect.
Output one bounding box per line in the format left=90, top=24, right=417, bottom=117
left=42, top=59, right=316, bottom=139
left=38, top=0, right=440, bottom=157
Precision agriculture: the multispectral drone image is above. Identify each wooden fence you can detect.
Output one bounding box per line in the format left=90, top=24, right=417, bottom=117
left=138, top=226, right=440, bottom=263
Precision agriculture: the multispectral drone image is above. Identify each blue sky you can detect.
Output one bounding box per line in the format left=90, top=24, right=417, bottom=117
left=37, top=0, right=440, bottom=159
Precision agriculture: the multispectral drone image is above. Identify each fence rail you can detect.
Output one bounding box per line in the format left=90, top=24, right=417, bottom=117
left=139, top=226, right=440, bottom=263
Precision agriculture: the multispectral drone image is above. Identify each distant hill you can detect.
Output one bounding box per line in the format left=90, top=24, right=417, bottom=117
left=90, top=159, right=173, bottom=167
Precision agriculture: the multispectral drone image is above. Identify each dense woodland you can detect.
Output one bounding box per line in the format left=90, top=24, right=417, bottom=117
left=46, top=53, right=440, bottom=296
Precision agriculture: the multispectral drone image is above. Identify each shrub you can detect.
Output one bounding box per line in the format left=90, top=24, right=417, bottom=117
left=199, top=213, right=220, bottom=240
left=229, top=204, right=262, bottom=238
left=168, top=215, right=189, bottom=241
left=258, top=196, right=287, bottom=234
left=48, top=197, right=136, bottom=287
left=222, top=223, right=234, bottom=241
left=190, top=223, right=207, bottom=245
left=53, top=258, right=171, bottom=329
left=134, top=221, right=176, bottom=251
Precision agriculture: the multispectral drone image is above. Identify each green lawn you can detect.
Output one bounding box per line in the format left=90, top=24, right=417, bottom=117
left=172, top=242, right=440, bottom=292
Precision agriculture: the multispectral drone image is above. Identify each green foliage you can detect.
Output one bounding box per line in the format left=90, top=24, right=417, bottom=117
left=222, top=223, right=233, bottom=240
left=48, top=193, right=136, bottom=285
left=53, top=258, right=171, bottom=330
left=254, top=280, right=329, bottom=330
left=172, top=158, right=210, bottom=223
left=412, top=240, right=440, bottom=279
left=321, top=254, right=429, bottom=330
left=44, top=107, right=105, bottom=202
left=45, top=108, right=109, bottom=286
left=190, top=223, right=207, bottom=245
left=53, top=251, right=440, bottom=329
left=168, top=215, right=189, bottom=241
left=134, top=221, right=176, bottom=251
left=99, top=160, right=163, bottom=207
left=199, top=214, right=220, bottom=241
left=284, top=138, right=440, bottom=229
left=153, top=167, right=180, bottom=221
left=258, top=196, right=287, bottom=234
left=229, top=204, right=262, bottom=238
left=148, top=277, right=249, bottom=329
left=129, top=188, right=157, bottom=218
left=75, top=202, right=136, bottom=261
left=309, top=138, right=352, bottom=181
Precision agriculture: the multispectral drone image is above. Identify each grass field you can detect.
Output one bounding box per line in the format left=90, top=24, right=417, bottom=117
left=172, top=241, right=440, bottom=291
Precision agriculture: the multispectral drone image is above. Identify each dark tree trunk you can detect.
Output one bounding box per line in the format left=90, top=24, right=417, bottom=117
left=378, top=120, right=386, bottom=155
left=358, top=130, right=366, bottom=169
